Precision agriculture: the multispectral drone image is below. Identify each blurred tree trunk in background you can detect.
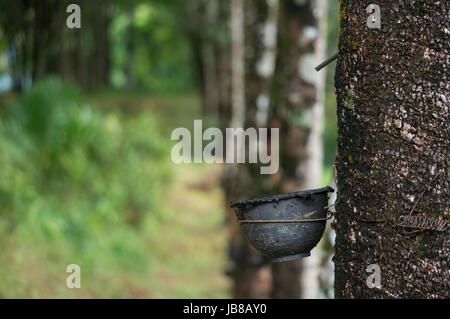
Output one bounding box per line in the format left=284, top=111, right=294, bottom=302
left=220, top=0, right=328, bottom=298
left=0, top=0, right=111, bottom=90
left=31, top=0, right=60, bottom=81
left=0, top=0, right=40, bottom=90
left=88, top=0, right=111, bottom=89
left=225, top=0, right=274, bottom=298
left=124, top=1, right=137, bottom=89
left=334, top=0, right=449, bottom=298
left=58, top=0, right=111, bottom=90
left=184, top=0, right=221, bottom=118
left=201, top=0, right=220, bottom=118
left=268, top=0, right=328, bottom=299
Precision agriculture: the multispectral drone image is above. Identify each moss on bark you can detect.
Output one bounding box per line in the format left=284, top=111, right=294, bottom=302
left=334, top=0, right=449, bottom=298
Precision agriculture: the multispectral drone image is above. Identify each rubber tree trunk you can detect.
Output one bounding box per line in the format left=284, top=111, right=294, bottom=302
left=201, top=0, right=220, bottom=118
left=298, top=0, right=328, bottom=299
left=227, top=0, right=328, bottom=299
left=334, top=0, right=449, bottom=298
left=226, top=0, right=272, bottom=299
left=185, top=0, right=223, bottom=118
left=226, top=0, right=278, bottom=299
left=58, top=0, right=111, bottom=90
left=268, top=0, right=328, bottom=299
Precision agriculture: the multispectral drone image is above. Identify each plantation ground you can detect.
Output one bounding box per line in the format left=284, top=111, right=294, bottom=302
left=0, top=92, right=230, bottom=298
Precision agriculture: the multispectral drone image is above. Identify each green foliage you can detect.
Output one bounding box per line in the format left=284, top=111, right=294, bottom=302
left=110, top=1, right=195, bottom=92
left=0, top=78, right=172, bottom=275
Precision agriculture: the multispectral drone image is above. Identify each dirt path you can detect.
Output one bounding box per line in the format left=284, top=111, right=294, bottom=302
left=146, top=163, right=230, bottom=298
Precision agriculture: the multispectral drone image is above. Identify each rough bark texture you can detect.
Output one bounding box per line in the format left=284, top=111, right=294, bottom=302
left=334, top=0, right=449, bottom=298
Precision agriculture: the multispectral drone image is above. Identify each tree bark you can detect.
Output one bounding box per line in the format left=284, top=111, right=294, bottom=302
left=334, top=0, right=449, bottom=298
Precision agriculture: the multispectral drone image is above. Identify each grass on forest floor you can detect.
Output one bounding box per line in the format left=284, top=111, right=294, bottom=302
left=0, top=91, right=231, bottom=298
left=0, top=162, right=230, bottom=298
left=91, top=91, right=231, bottom=297
left=0, top=88, right=334, bottom=298
left=90, top=91, right=232, bottom=298
left=146, top=163, right=230, bottom=298
left=87, top=92, right=229, bottom=298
